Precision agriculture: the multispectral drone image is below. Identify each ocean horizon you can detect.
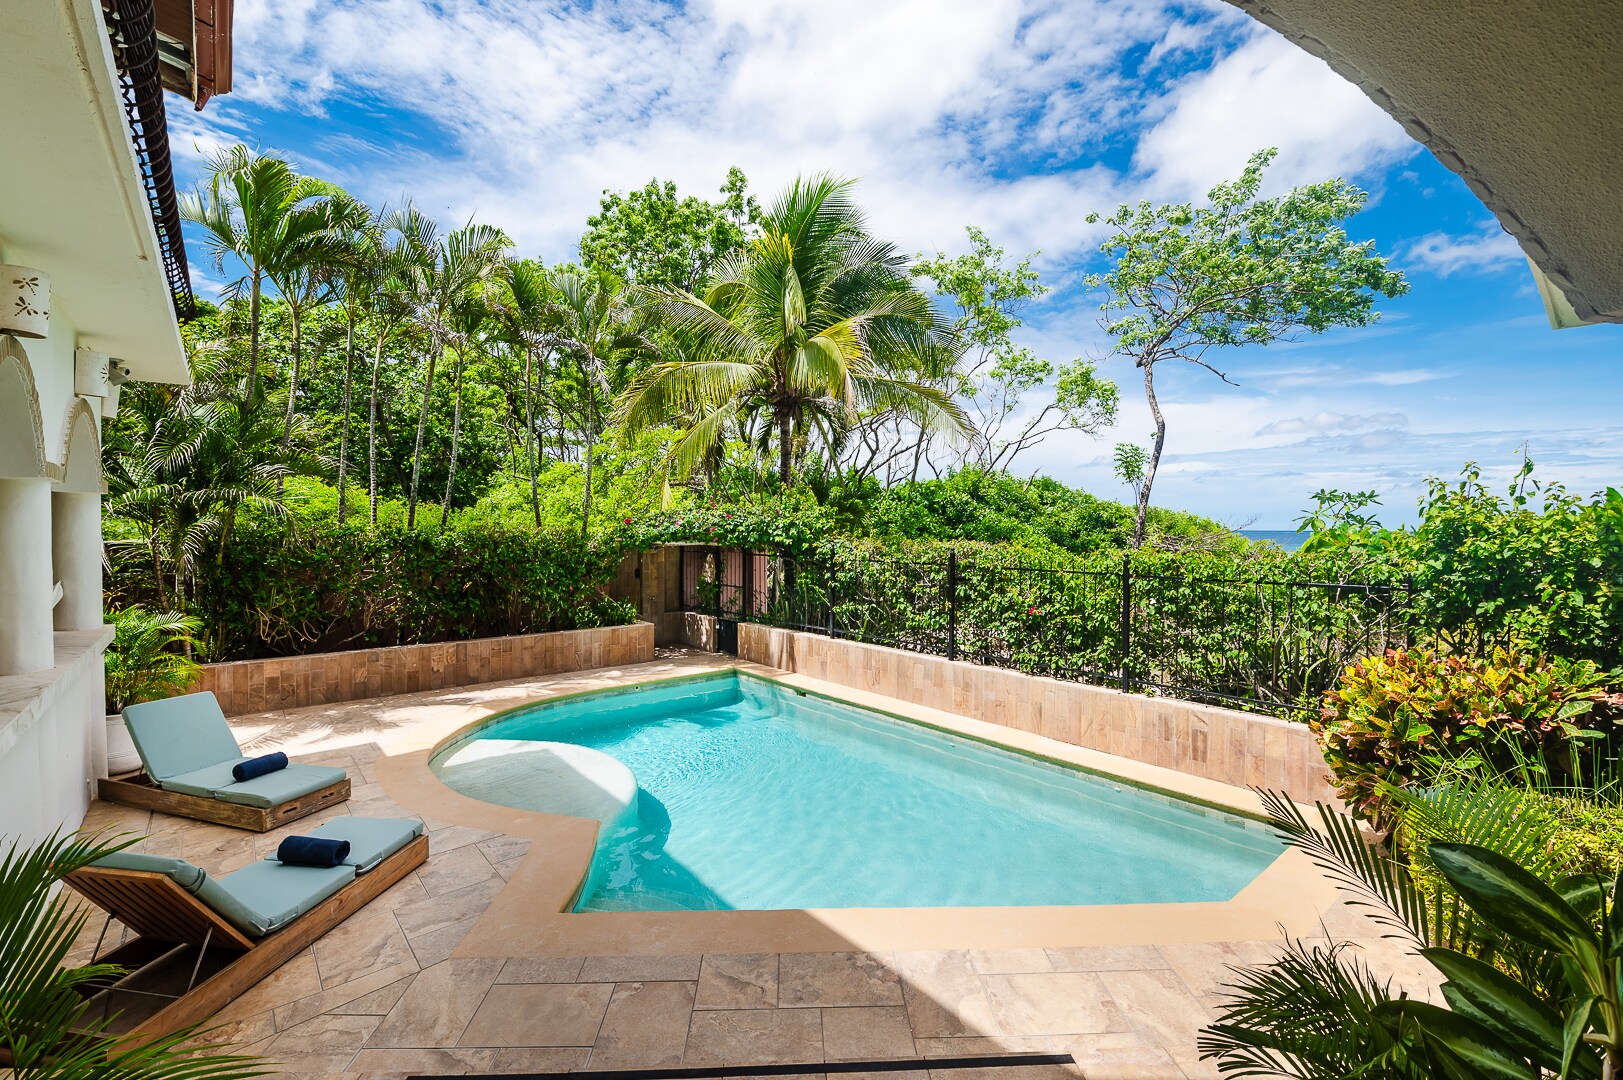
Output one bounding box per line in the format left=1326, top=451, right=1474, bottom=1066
left=1237, top=529, right=1308, bottom=551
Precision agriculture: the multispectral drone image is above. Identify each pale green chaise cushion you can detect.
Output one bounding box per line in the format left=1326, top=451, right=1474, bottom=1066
left=160, top=759, right=251, bottom=798
left=269, top=816, right=424, bottom=873
left=122, top=692, right=242, bottom=780
left=90, top=850, right=356, bottom=938
left=211, top=764, right=346, bottom=808
left=91, top=850, right=207, bottom=891
left=199, top=861, right=355, bottom=936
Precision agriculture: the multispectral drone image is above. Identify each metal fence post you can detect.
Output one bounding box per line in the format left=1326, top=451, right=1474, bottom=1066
left=946, top=549, right=958, bottom=661
left=1119, top=553, right=1133, bottom=693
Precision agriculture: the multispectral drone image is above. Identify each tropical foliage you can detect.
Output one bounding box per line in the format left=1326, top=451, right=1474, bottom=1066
left=1201, top=785, right=1623, bottom=1079
left=102, top=607, right=203, bottom=713
left=0, top=831, right=265, bottom=1078
left=1316, top=648, right=1623, bottom=824
left=618, top=175, right=970, bottom=486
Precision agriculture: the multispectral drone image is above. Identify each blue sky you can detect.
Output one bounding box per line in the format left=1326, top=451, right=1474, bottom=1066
left=172, top=0, right=1623, bottom=528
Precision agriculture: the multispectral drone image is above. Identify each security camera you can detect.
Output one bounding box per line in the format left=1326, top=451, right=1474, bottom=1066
left=106, top=362, right=132, bottom=386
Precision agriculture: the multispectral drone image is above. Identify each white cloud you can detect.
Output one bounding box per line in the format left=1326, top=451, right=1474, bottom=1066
left=1401, top=224, right=1524, bottom=277
left=1132, top=32, right=1416, bottom=198
left=1255, top=412, right=1408, bottom=437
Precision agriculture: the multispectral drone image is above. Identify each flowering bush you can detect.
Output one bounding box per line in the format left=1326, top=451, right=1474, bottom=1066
left=1315, top=648, right=1623, bottom=822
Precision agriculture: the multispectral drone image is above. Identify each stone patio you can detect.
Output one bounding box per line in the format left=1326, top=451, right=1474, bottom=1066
left=69, top=655, right=1441, bottom=1079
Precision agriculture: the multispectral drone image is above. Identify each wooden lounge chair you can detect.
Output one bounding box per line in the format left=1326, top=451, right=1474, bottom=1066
left=98, top=691, right=350, bottom=831
left=63, top=817, right=429, bottom=1039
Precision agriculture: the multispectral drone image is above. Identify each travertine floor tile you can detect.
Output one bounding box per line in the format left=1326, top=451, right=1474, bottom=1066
left=821, top=1006, right=916, bottom=1061
left=458, top=982, right=612, bottom=1047
left=981, top=973, right=1127, bottom=1036
left=1055, top=1031, right=1183, bottom=1079
left=1094, top=970, right=1210, bottom=1065
left=312, top=907, right=415, bottom=990
left=589, top=981, right=696, bottom=1067
left=579, top=954, right=702, bottom=982
left=969, top=949, right=1054, bottom=975
left=497, top=956, right=587, bottom=984
left=685, top=1008, right=823, bottom=1066
left=779, top=952, right=903, bottom=1008
left=1044, top=947, right=1166, bottom=973
left=696, top=953, right=778, bottom=1010
left=366, top=958, right=502, bottom=1048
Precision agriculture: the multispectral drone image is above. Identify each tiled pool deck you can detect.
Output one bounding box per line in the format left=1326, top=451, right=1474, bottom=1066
left=70, top=653, right=1441, bottom=1079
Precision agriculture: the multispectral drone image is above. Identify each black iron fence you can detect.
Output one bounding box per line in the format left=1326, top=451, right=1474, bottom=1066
left=678, top=545, right=1419, bottom=718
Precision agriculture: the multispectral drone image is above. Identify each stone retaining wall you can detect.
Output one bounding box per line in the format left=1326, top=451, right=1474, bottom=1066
left=739, top=623, right=1337, bottom=805
left=198, top=622, right=655, bottom=717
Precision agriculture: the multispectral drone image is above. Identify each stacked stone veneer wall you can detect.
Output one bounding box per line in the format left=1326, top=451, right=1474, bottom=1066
left=739, top=623, right=1337, bottom=805
left=198, top=622, right=655, bottom=717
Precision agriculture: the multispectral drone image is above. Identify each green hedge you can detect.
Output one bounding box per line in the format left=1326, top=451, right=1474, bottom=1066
left=739, top=539, right=1405, bottom=715
left=110, top=515, right=636, bottom=661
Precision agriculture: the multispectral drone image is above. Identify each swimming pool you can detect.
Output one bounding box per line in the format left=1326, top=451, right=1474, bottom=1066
left=429, top=672, right=1285, bottom=912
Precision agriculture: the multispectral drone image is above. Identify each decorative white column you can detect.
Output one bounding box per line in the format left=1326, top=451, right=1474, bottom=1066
left=52, top=489, right=101, bottom=630
left=0, top=477, right=55, bottom=674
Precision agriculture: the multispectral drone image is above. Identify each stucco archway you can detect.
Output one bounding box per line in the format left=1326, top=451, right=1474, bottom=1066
left=0, top=335, right=48, bottom=480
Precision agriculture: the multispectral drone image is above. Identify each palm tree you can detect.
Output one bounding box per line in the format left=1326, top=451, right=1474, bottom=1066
left=180, top=147, right=343, bottom=406
left=548, top=269, right=652, bottom=534
left=493, top=258, right=555, bottom=527
left=395, top=219, right=511, bottom=529
left=105, top=347, right=321, bottom=618
left=619, top=174, right=968, bottom=486
left=438, top=275, right=504, bottom=530
left=366, top=205, right=431, bottom=524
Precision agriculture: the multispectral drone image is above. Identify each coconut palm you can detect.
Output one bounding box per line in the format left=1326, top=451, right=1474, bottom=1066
left=180, top=147, right=344, bottom=406
left=0, top=830, right=266, bottom=1078
left=618, top=174, right=968, bottom=485
left=394, top=218, right=512, bottom=529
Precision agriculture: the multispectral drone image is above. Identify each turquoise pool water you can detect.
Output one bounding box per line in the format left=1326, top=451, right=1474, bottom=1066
left=431, top=673, right=1284, bottom=912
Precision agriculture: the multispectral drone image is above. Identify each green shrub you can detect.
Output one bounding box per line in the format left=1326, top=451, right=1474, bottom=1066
left=103, top=607, right=203, bottom=712
left=1314, top=647, right=1623, bottom=822
left=110, top=505, right=637, bottom=661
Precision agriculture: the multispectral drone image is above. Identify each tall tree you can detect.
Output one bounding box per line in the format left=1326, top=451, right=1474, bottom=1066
left=438, top=276, right=502, bottom=529
left=913, top=227, right=1118, bottom=476
left=180, top=147, right=343, bottom=407
left=396, top=219, right=512, bottom=528
left=1087, top=149, right=1409, bottom=547
left=581, top=168, right=759, bottom=292
left=366, top=205, right=431, bottom=524
left=548, top=269, right=651, bottom=534
left=619, top=174, right=968, bottom=486
left=493, top=259, right=559, bottom=527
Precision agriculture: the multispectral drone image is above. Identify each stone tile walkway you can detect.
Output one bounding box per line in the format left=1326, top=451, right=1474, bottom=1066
left=69, top=663, right=1441, bottom=1080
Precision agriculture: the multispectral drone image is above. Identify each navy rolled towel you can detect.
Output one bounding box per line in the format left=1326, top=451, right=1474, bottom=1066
left=277, top=835, right=351, bottom=868
left=231, top=752, right=288, bottom=783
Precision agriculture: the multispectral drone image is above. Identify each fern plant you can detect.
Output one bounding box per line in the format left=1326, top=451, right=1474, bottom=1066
left=0, top=830, right=265, bottom=1077
left=103, top=607, right=203, bottom=714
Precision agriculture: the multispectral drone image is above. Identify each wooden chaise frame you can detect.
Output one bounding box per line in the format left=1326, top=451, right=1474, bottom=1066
left=97, top=771, right=351, bottom=832
left=61, top=832, right=428, bottom=1039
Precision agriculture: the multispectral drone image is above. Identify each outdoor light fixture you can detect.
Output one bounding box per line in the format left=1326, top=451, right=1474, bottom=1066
left=75, top=347, right=111, bottom=397
left=0, top=264, right=50, bottom=338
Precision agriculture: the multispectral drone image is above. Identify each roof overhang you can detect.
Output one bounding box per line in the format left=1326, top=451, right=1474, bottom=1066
left=0, top=0, right=190, bottom=384
left=1226, top=0, right=1623, bottom=328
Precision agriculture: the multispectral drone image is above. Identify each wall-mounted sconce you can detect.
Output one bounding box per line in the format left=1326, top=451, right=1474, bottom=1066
left=75, top=347, right=110, bottom=398
left=1, top=265, right=50, bottom=339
